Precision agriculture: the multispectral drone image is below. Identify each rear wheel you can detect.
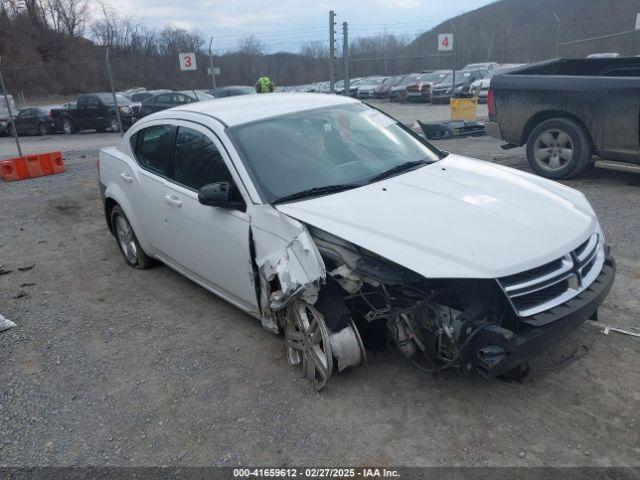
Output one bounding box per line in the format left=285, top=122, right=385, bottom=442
left=526, top=118, right=591, bottom=179
left=110, top=206, right=153, bottom=269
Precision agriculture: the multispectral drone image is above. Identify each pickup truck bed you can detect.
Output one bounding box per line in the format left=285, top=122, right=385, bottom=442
left=486, top=58, right=640, bottom=179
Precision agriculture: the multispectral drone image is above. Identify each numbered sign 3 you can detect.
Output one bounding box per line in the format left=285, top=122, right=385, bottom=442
left=438, top=34, right=454, bottom=52
left=179, top=52, right=197, bottom=71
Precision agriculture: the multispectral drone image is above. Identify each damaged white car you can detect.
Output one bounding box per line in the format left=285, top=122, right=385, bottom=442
left=99, top=93, right=615, bottom=389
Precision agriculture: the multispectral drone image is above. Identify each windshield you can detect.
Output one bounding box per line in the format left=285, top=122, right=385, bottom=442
left=228, top=104, right=441, bottom=203
left=398, top=75, right=419, bottom=86
left=436, top=71, right=473, bottom=86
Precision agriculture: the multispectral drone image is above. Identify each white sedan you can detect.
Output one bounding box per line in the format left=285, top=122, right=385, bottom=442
left=99, top=93, right=615, bottom=390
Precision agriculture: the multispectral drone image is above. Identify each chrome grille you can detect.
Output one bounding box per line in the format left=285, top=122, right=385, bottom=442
left=498, top=232, right=605, bottom=317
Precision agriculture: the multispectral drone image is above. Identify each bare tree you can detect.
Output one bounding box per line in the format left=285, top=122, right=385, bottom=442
left=238, top=35, right=265, bottom=55
left=45, top=0, right=87, bottom=36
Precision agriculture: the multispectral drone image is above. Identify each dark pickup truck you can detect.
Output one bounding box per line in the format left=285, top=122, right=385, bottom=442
left=486, top=58, right=640, bottom=179
left=51, top=93, right=136, bottom=134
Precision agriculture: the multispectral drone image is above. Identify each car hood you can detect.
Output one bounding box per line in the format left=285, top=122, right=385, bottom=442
left=276, top=154, right=597, bottom=279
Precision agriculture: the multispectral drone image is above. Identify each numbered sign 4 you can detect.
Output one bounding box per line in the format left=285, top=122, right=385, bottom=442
left=179, top=52, right=197, bottom=71
left=438, top=34, right=454, bottom=52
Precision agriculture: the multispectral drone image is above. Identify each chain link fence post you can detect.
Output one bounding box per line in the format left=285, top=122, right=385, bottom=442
left=0, top=59, right=22, bottom=158
left=105, top=47, right=124, bottom=136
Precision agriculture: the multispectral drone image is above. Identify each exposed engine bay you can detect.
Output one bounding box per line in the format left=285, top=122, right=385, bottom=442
left=273, top=225, right=522, bottom=390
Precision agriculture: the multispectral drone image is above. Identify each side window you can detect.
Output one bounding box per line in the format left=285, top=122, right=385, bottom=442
left=134, top=125, right=174, bottom=177
left=174, top=94, right=192, bottom=105
left=87, top=97, right=101, bottom=109
left=156, top=94, right=171, bottom=103
left=173, top=127, right=233, bottom=190
left=77, top=96, right=88, bottom=109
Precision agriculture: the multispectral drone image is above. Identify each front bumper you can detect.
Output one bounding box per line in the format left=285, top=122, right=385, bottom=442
left=470, top=253, right=616, bottom=378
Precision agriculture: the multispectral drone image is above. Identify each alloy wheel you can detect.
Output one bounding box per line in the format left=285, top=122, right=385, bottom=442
left=285, top=302, right=333, bottom=390
left=115, top=214, right=138, bottom=265
left=533, top=129, right=574, bottom=172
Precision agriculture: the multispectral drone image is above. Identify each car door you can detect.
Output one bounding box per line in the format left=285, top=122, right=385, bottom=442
left=162, top=122, right=258, bottom=312
left=14, top=109, right=33, bottom=135
left=86, top=96, right=103, bottom=130
left=130, top=123, right=176, bottom=259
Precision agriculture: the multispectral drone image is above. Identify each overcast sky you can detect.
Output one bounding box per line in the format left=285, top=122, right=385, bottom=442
left=90, top=0, right=497, bottom=53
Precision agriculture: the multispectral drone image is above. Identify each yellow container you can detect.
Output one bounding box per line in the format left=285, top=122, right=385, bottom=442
left=450, top=97, right=478, bottom=121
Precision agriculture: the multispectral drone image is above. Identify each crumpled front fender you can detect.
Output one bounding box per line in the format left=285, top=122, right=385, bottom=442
left=250, top=205, right=326, bottom=333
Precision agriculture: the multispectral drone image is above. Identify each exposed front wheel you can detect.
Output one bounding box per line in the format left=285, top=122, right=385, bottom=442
left=526, top=118, right=591, bottom=179
left=110, top=206, right=153, bottom=269
left=285, top=302, right=333, bottom=391
left=38, top=122, right=49, bottom=136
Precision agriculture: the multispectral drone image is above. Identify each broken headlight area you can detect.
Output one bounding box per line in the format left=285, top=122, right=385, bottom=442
left=274, top=225, right=524, bottom=390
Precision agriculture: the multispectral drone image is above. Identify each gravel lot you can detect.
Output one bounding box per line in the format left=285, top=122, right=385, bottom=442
left=1, top=100, right=639, bottom=467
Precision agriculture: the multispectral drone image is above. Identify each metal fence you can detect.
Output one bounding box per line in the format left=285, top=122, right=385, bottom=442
left=0, top=52, right=123, bottom=163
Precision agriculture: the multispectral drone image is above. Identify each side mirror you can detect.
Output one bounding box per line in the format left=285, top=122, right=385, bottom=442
left=198, top=182, right=243, bottom=210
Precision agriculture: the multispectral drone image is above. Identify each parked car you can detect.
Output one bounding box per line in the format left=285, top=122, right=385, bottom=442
left=470, top=64, right=526, bottom=102
left=374, top=76, right=403, bottom=98
left=130, top=90, right=172, bottom=103
left=7, top=106, right=58, bottom=136
left=463, top=62, right=499, bottom=71
left=212, top=86, right=255, bottom=98
left=487, top=57, right=640, bottom=179
left=388, top=74, right=420, bottom=102
left=335, top=80, right=345, bottom=95
left=99, top=93, right=615, bottom=390
left=178, top=90, right=216, bottom=101
left=139, top=90, right=214, bottom=117
left=0, top=94, right=18, bottom=136
left=356, top=77, right=387, bottom=99
left=430, top=69, right=488, bottom=103
left=348, top=78, right=366, bottom=97
left=51, top=93, right=136, bottom=134
left=404, top=70, right=450, bottom=103
left=587, top=53, right=621, bottom=58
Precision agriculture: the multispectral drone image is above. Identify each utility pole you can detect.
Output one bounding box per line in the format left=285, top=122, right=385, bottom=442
left=450, top=20, right=457, bottom=93
left=342, top=21, right=350, bottom=96
left=553, top=12, right=561, bottom=58
left=105, top=47, right=123, bottom=136
left=0, top=56, right=22, bottom=157
left=329, top=10, right=336, bottom=93
left=208, top=36, right=217, bottom=90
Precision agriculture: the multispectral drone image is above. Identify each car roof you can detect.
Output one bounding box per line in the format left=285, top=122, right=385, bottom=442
left=169, top=92, right=359, bottom=127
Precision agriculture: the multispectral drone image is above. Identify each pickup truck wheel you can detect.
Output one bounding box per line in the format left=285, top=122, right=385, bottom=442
left=111, top=206, right=153, bottom=270
left=108, top=116, right=120, bottom=132
left=527, top=118, right=591, bottom=179
left=38, top=122, right=49, bottom=136
left=62, top=119, right=75, bottom=135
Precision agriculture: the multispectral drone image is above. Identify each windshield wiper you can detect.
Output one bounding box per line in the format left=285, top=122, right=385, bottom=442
left=272, top=184, right=360, bottom=204
left=367, top=160, right=429, bottom=183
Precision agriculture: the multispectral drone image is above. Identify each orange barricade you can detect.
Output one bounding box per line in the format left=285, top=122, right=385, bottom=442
left=1, top=151, right=64, bottom=182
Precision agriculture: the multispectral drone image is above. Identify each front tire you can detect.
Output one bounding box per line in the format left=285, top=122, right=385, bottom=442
left=526, top=118, right=591, bottom=179
left=38, top=122, right=49, bottom=136
left=108, top=116, right=120, bottom=132
left=62, top=118, right=75, bottom=135
left=111, top=206, right=153, bottom=269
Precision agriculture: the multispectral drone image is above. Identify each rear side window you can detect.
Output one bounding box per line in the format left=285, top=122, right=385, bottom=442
left=135, top=125, right=174, bottom=177
left=173, top=127, right=232, bottom=190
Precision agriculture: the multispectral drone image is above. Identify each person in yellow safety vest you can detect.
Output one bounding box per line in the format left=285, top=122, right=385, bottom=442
left=255, top=76, right=275, bottom=93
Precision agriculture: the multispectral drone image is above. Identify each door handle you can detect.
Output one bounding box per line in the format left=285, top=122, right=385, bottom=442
left=120, top=173, right=133, bottom=183
left=164, top=195, right=182, bottom=207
